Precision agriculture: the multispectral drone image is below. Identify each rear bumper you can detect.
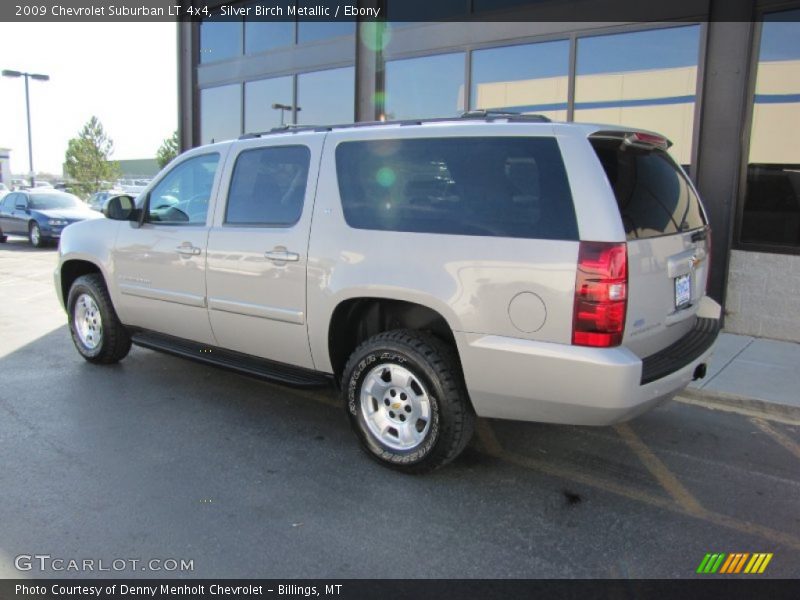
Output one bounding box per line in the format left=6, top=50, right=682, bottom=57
left=456, top=314, right=720, bottom=426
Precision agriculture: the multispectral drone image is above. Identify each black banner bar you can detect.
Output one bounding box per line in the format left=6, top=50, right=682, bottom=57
left=2, top=579, right=800, bottom=600
left=2, top=0, right=800, bottom=23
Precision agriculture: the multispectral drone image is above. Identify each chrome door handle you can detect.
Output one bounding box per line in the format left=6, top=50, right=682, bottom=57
left=264, top=249, right=300, bottom=262
left=176, top=244, right=201, bottom=256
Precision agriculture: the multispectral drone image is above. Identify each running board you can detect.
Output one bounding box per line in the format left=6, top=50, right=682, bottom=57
left=131, top=331, right=332, bottom=388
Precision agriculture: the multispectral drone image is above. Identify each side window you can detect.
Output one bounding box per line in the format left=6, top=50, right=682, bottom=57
left=147, top=153, right=220, bottom=225
left=335, top=137, right=577, bottom=240
left=225, top=145, right=311, bottom=226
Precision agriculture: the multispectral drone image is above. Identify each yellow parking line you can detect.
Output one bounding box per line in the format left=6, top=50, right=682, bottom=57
left=614, top=423, right=706, bottom=516
left=676, top=395, right=800, bottom=426
left=476, top=420, right=800, bottom=551
left=476, top=419, right=677, bottom=510
left=751, top=418, right=800, bottom=461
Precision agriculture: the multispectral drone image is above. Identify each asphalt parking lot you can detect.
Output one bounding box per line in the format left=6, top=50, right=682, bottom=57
left=1, top=238, right=799, bottom=579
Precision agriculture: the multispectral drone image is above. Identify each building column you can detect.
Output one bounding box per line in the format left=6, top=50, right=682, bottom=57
left=355, top=2, right=384, bottom=122
left=693, top=1, right=756, bottom=313
left=177, top=20, right=197, bottom=151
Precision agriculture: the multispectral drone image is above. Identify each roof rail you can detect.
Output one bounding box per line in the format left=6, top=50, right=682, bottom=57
left=237, top=110, right=551, bottom=140
left=460, top=109, right=551, bottom=123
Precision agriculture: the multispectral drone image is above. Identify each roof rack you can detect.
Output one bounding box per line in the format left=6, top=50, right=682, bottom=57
left=237, top=110, right=551, bottom=140
left=460, top=110, right=551, bottom=123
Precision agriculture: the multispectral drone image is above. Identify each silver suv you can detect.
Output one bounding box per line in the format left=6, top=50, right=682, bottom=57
left=55, top=113, right=720, bottom=472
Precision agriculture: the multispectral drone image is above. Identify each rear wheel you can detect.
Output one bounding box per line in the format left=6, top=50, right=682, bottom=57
left=342, top=329, right=474, bottom=474
left=0, top=225, right=6, bottom=243
left=29, top=221, right=44, bottom=248
left=67, top=273, right=131, bottom=364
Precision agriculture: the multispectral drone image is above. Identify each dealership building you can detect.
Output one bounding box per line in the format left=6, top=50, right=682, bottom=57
left=177, top=0, right=800, bottom=341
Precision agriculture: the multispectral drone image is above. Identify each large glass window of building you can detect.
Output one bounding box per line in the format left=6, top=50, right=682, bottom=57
left=471, top=40, right=569, bottom=121
left=200, top=85, right=242, bottom=144
left=297, top=0, right=356, bottom=42
left=296, top=67, right=355, bottom=125
left=245, top=77, right=295, bottom=131
left=200, top=19, right=243, bottom=64
left=575, top=25, right=700, bottom=167
left=244, top=1, right=294, bottom=55
left=740, top=10, right=800, bottom=250
left=384, top=53, right=465, bottom=120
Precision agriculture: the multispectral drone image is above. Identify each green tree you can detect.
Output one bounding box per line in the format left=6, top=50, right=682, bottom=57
left=64, top=116, right=121, bottom=199
left=156, top=130, right=180, bottom=168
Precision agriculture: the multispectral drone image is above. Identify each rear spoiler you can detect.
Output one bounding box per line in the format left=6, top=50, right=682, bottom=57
left=589, top=130, right=673, bottom=151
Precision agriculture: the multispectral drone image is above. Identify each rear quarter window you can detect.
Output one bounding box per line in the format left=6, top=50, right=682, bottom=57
left=335, top=136, right=578, bottom=240
left=590, top=137, right=706, bottom=240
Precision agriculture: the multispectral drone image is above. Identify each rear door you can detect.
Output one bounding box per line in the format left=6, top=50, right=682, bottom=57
left=10, top=193, right=30, bottom=235
left=205, top=137, right=322, bottom=369
left=589, top=132, right=711, bottom=357
left=0, top=194, right=17, bottom=231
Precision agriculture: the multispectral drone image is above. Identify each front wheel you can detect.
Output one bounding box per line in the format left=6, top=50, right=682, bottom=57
left=67, top=273, right=131, bottom=364
left=342, top=329, right=475, bottom=474
left=29, top=221, right=44, bottom=248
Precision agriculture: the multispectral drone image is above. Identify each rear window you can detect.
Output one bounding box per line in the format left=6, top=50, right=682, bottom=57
left=335, top=136, right=578, bottom=240
left=590, top=138, right=706, bottom=240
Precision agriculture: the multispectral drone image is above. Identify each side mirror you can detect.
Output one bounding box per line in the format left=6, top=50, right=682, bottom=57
left=103, top=195, right=136, bottom=221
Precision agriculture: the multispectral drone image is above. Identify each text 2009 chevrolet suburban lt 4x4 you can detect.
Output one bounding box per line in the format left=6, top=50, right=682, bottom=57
left=55, top=112, right=720, bottom=473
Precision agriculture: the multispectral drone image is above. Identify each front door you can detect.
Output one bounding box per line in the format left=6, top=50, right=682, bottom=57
left=112, top=152, right=224, bottom=345
left=205, top=140, right=321, bottom=369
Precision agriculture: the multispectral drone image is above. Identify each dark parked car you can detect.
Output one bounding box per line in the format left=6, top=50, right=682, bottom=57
left=88, top=189, right=128, bottom=212
left=0, top=190, right=100, bottom=247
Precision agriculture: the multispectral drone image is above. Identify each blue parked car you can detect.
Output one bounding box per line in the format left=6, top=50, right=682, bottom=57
left=0, top=189, right=100, bottom=247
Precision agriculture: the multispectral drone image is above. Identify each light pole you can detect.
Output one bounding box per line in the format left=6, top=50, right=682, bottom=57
left=271, top=102, right=301, bottom=126
left=2, top=69, right=49, bottom=187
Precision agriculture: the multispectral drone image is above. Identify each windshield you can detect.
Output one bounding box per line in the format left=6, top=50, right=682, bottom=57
left=29, top=193, right=83, bottom=210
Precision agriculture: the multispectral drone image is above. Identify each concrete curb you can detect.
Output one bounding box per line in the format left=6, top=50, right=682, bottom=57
left=678, top=387, right=800, bottom=423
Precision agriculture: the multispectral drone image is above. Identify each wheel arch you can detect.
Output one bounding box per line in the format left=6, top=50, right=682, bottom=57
left=60, top=259, right=104, bottom=309
left=327, top=297, right=459, bottom=380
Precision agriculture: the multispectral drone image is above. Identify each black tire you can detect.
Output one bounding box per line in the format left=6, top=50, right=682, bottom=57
left=67, top=273, right=132, bottom=364
left=29, top=221, right=45, bottom=248
left=342, top=329, right=475, bottom=474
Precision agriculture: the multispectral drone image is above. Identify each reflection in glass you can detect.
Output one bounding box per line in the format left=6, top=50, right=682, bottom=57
left=294, top=0, right=355, bottom=42
left=200, top=20, right=243, bottom=64
left=226, top=146, right=311, bottom=226
left=245, top=77, right=294, bottom=131
left=741, top=10, right=800, bottom=248
left=296, top=67, right=355, bottom=125
left=384, top=53, right=465, bottom=120
left=200, top=85, right=242, bottom=144
left=245, top=0, right=294, bottom=54
left=575, top=25, right=700, bottom=165
left=471, top=40, right=569, bottom=121
left=385, top=0, right=467, bottom=20
left=335, top=137, right=577, bottom=240
left=298, top=21, right=356, bottom=43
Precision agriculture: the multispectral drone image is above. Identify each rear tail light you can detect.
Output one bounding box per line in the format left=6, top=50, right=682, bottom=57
left=572, top=241, right=628, bottom=348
